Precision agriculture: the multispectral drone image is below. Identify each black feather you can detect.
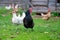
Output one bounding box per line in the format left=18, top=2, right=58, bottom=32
left=23, top=10, right=34, bottom=29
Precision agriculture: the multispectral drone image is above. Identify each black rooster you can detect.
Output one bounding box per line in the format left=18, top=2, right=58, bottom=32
left=23, top=9, right=34, bottom=30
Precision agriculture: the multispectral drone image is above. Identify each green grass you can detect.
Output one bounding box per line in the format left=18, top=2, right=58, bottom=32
left=51, top=12, right=59, bottom=17
left=0, top=8, right=60, bottom=40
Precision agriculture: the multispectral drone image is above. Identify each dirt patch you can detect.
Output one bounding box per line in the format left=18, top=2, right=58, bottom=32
left=52, top=17, right=60, bottom=20
left=32, top=15, right=42, bottom=18
left=32, top=15, right=60, bottom=19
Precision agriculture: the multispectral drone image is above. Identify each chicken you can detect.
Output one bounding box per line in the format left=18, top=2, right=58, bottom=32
left=41, top=13, right=48, bottom=20
left=12, top=10, right=26, bottom=24
left=12, top=12, right=21, bottom=24
left=17, top=12, right=26, bottom=24
left=21, top=12, right=26, bottom=19
left=41, top=8, right=51, bottom=20
left=23, top=9, right=34, bottom=30
left=29, top=5, right=32, bottom=14
left=5, top=5, right=11, bottom=10
left=17, top=14, right=22, bottom=24
left=12, top=11, right=18, bottom=24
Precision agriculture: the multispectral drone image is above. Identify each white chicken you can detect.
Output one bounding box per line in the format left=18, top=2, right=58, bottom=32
left=12, top=11, right=18, bottom=24
left=5, top=5, right=11, bottom=10
left=17, top=12, right=26, bottom=24
left=21, top=12, right=26, bottom=19
left=12, top=11, right=26, bottom=24
left=17, top=14, right=23, bottom=24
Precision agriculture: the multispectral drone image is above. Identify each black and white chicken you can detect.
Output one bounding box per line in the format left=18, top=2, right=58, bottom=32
left=23, top=9, right=34, bottom=30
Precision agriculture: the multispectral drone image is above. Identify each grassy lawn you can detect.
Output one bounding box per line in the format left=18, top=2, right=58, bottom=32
left=0, top=8, right=60, bottom=40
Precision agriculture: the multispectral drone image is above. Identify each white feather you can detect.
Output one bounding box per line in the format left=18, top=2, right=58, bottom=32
left=17, top=14, right=23, bottom=24
left=21, top=12, right=26, bottom=19
left=17, top=12, right=25, bottom=24
left=12, top=12, right=18, bottom=24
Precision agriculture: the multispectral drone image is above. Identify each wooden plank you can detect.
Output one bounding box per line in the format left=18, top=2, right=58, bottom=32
left=38, top=10, right=48, bottom=12
left=32, top=1, right=48, bottom=6
left=57, top=10, right=60, bottom=12
left=32, top=0, right=48, bottom=2
left=57, top=7, right=60, bottom=10
left=32, top=9, right=48, bottom=13
left=49, top=7, right=56, bottom=11
left=48, top=4, right=56, bottom=7
left=0, top=0, right=21, bottom=3
left=0, top=0, right=22, bottom=7
left=32, top=6, right=48, bottom=13
left=57, top=3, right=60, bottom=7
left=48, top=0, right=56, bottom=11
left=49, top=0, right=56, bottom=2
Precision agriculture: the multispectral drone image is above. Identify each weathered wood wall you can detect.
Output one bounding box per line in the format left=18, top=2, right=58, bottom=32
left=56, top=3, right=60, bottom=13
left=0, top=0, right=31, bottom=10
left=0, top=0, right=21, bottom=7
left=0, top=0, right=60, bottom=13
left=32, top=0, right=48, bottom=13
left=48, top=0, right=56, bottom=11
left=32, top=0, right=60, bottom=13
